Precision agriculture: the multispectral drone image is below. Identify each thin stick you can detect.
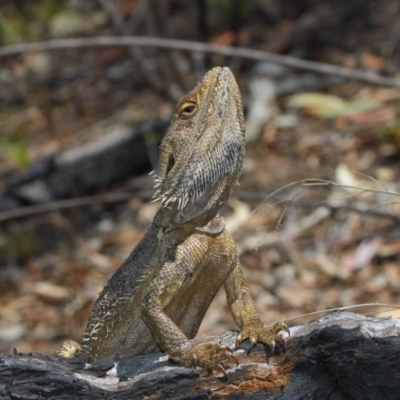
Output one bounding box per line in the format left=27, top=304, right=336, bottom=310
left=1, top=37, right=399, bottom=88
left=302, top=178, right=400, bottom=197
left=0, top=191, right=153, bottom=223
left=284, top=302, right=400, bottom=324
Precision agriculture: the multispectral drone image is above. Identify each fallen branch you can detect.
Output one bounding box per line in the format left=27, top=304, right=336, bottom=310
left=1, top=37, right=399, bottom=88
left=1, top=312, right=399, bottom=399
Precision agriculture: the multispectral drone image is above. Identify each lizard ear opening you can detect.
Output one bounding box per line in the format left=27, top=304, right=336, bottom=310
left=166, top=155, right=175, bottom=176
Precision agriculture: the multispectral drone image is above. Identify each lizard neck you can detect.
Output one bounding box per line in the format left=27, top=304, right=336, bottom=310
left=154, top=208, right=225, bottom=235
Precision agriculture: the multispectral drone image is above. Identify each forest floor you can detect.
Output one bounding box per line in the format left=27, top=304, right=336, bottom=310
left=0, top=0, right=399, bottom=357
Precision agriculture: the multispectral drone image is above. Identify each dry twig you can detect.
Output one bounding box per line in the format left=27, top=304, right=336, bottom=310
left=1, top=37, right=399, bottom=88
left=0, top=191, right=145, bottom=223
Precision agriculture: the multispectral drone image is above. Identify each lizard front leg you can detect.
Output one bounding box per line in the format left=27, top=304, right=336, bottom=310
left=141, top=257, right=236, bottom=375
left=225, top=263, right=289, bottom=357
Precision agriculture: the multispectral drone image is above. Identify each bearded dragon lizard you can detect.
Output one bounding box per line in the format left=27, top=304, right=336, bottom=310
left=58, top=67, right=287, bottom=374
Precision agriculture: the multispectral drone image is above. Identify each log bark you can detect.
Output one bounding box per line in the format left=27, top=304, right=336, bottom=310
left=1, top=311, right=399, bottom=399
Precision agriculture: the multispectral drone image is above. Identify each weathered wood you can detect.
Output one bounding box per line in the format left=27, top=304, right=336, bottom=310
left=1, top=312, right=399, bottom=399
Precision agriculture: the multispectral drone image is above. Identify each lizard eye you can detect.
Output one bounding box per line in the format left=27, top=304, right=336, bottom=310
left=179, top=103, right=198, bottom=119
left=183, top=106, right=194, bottom=113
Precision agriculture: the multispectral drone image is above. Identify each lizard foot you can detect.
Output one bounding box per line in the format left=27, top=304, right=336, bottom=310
left=176, top=342, right=238, bottom=379
left=236, top=321, right=289, bottom=358
left=56, top=340, right=82, bottom=358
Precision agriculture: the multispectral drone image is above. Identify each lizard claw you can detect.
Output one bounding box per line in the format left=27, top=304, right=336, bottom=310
left=217, top=363, right=228, bottom=381
left=237, top=320, right=289, bottom=358
left=269, top=339, right=276, bottom=355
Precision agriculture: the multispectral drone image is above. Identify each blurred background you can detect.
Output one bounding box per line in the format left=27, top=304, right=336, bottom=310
left=0, top=0, right=400, bottom=356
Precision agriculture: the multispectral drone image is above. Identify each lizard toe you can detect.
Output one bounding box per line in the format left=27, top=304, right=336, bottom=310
left=271, top=321, right=290, bottom=337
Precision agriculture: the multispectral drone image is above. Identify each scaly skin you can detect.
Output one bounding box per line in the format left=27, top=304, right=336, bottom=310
left=58, top=67, right=287, bottom=373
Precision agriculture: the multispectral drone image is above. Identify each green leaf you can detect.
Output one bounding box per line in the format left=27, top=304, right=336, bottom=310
left=5, top=140, right=30, bottom=170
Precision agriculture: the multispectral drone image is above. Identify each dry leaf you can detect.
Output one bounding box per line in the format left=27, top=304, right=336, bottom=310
left=286, top=92, right=379, bottom=118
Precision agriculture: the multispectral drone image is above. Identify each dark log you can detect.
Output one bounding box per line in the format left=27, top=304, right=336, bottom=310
left=1, top=311, right=399, bottom=399
left=0, top=120, right=169, bottom=213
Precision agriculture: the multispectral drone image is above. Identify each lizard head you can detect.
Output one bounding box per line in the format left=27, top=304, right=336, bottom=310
left=152, top=67, right=245, bottom=228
